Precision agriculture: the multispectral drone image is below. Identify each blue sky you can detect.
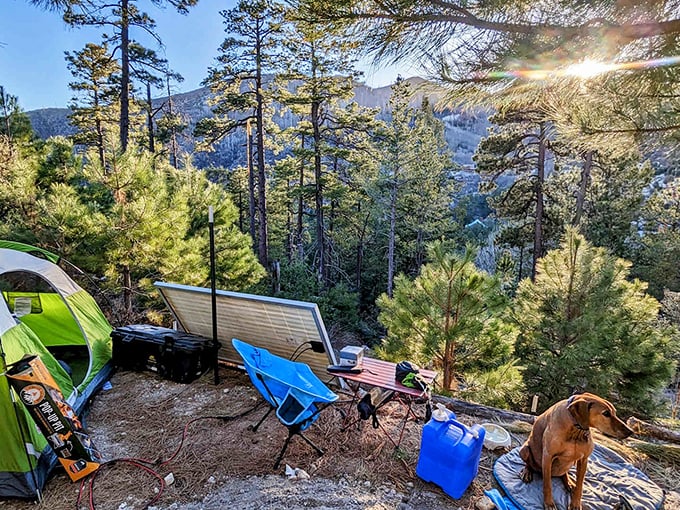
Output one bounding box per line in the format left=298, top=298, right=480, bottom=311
left=1, top=0, right=409, bottom=111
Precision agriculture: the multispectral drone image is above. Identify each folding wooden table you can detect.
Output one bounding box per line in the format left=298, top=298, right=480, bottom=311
left=329, top=357, right=438, bottom=448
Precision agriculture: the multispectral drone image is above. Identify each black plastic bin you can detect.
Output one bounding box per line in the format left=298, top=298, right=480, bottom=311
left=111, top=324, right=218, bottom=383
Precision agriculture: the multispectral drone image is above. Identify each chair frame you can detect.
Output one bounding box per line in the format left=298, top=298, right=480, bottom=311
left=251, top=372, right=330, bottom=469
left=232, top=338, right=337, bottom=469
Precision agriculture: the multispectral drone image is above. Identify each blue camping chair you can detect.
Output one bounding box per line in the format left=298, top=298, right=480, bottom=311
left=231, top=338, right=338, bottom=469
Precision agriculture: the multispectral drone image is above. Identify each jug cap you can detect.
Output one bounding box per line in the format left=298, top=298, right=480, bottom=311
left=432, top=403, right=450, bottom=421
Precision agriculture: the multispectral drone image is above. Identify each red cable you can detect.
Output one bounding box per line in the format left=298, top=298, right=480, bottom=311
left=75, top=404, right=263, bottom=509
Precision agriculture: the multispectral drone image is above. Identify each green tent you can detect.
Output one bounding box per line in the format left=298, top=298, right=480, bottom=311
left=0, top=243, right=113, bottom=499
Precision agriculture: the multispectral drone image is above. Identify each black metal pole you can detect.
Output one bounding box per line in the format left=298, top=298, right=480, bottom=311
left=0, top=336, right=42, bottom=501
left=209, top=207, right=219, bottom=385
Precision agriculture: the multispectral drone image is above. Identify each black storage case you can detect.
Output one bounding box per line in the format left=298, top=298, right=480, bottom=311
left=111, top=324, right=218, bottom=383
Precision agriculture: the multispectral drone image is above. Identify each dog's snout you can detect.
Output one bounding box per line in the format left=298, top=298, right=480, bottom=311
left=618, top=422, right=634, bottom=439
left=612, top=416, right=634, bottom=439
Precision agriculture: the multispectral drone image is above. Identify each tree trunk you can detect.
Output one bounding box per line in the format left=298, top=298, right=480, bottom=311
left=122, top=263, right=133, bottom=317
left=442, top=277, right=458, bottom=390
left=96, top=117, right=106, bottom=170
left=255, top=25, right=268, bottom=268
left=296, top=136, right=305, bottom=260
left=415, top=228, right=424, bottom=270
left=356, top=204, right=369, bottom=293
left=387, top=177, right=397, bottom=298
left=626, top=416, right=680, bottom=444
left=1, top=86, right=14, bottom=156
left=531, top=122, right=547, bottom=281
left=166, top=77, right=178, bottom=169
left=573, top=150, right=593, bottom=228
left=431, top=394, right=536, bottom=424
left=286, top=205, right=293, bottom=262
left=93, top=89, right=106, bottom=170
left=120, top=0, right=130, bottom=152
left=146, top=82, right=155, bottom=153
left=246, top=119, right=256, bottom=248
left=312, top=99, right=325, bottom=285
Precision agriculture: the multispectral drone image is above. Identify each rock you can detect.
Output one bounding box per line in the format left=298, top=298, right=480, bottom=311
left=475, top=496, right=496, bottom=510
left=294, top=468, right=309, bottom=480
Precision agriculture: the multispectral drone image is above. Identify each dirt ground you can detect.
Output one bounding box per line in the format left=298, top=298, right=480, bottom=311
left=5, top=366, right=680, bottom=510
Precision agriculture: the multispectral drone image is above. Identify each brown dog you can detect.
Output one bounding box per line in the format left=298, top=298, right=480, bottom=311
left=519, top=393, right=633, bottom=510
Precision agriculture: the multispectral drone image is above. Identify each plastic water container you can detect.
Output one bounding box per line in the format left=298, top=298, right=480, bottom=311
left=416, top=407, right=486, bottom=499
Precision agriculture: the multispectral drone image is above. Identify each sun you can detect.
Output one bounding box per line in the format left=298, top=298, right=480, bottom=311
left=563, top=59, right=614, bottom=78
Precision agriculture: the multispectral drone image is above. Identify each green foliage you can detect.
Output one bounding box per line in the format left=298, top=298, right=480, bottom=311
left=631, top=176, right=680, bottom=299
left=458, top=360, right=526, bottom=409
left=377, top=241, right=514, bottom=390
left=36, top=137, right=81, bottom=190
left=581, top=157, right=652, bottom=257
left=0, top=86, right=35, bottom=152
left=515, top=228, right=679, bottom=416
left=0, top=141, right=264, bottom=323
left=65, top=41, right=120, bottom=166
left=270, top=260, right=360, bottom=331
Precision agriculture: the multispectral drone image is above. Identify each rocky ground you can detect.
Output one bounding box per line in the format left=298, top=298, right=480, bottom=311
left=5, top=367, right=680, bottom=510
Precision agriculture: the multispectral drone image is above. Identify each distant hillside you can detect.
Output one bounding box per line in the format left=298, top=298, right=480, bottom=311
left=26, top=78, right=489, bottom=169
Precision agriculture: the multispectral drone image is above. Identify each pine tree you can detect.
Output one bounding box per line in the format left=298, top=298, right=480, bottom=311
left=64, top=0, right=197, bottom=152
left=377, top=241, right=513, bottom=390
left=400, top=97, right=457, bottom=274
left=580, top=156, right=652, bottom=257
left=379, top=77, right=416, bottom=297
left=474, top=109, right=553, bottom=281
left=515, top=228, right=678, bottom=416
left=275, top=15, right=373, bottom=285
left=66, top=42, right=120, bottom=169
left=155, top=75, right=188, bottom=168
left=632, top=176, right=680, bottom=299
left=196, top=0, right=285, bottom=268
left=0, top=86, right=34, bottom=157
left=376, top=78, right=458, bottom=295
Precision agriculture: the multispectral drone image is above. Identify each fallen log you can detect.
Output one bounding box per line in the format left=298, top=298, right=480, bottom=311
left=626, top=416, right=680, bottom=445
left=430, top=394, right=536, bottom=424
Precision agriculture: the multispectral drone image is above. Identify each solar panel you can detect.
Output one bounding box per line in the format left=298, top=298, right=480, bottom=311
left=154, top=282, right=338, bottom=380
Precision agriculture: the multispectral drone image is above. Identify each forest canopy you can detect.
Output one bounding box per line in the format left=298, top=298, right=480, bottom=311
left=3, top=0, right=680, bottom=416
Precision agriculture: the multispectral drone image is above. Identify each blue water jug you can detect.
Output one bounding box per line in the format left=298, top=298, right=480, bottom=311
left=415, top=407, right=486, bottom=499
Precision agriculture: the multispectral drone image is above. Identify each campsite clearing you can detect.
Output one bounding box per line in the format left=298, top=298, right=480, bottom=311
left=7, top=366, right=680, bottom=510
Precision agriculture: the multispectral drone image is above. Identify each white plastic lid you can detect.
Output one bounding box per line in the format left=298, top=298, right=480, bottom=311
left=432, top=403, right=450, bottom=421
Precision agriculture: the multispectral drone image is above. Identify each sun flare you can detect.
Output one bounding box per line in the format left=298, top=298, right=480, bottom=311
left=563, top=59, right=614, bottom=78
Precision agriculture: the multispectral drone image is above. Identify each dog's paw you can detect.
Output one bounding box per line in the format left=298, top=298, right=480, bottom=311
left=544, top=504, right=558, bottom=510
left=520, top=467, right=533, bottom=483
left=568, top=505, right=582, bottom=510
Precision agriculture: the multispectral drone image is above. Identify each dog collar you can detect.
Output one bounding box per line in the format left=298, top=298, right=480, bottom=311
left=567, top=395, right=591, bottom=432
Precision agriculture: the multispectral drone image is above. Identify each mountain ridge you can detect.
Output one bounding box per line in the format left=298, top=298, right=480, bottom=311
left=26, top=78, right=488, bottom=169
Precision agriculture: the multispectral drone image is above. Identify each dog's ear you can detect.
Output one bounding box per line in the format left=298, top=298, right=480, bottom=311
left=567, top=397, right=591, bottom=429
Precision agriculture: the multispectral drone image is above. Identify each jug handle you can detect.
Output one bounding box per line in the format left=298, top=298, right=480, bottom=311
left=444, top=419, right=479, bottom=444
